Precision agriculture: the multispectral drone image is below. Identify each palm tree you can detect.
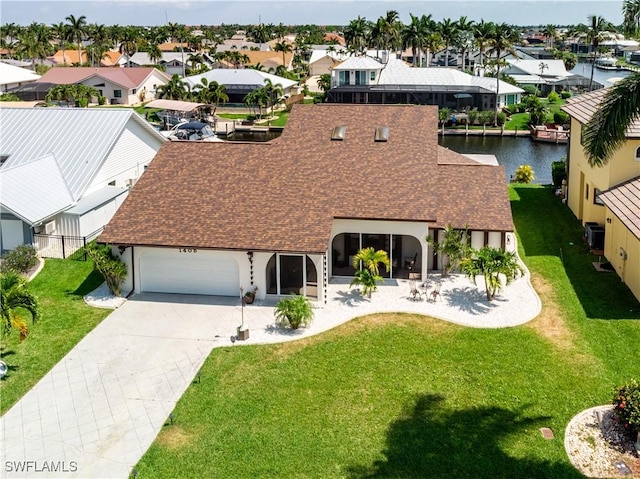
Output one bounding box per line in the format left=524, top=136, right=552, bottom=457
left=623, top=0, right=640, bottom=37
left=316, top=73, right=331, bottom=92
left=455, top=16, right=475, bottom=71
left=437, top=18, right=459, bottom=67
left=542, top=24, right=557, bottom=49
left=147, top=42, right=162, bottom=65
left=344, top=16, right=369, bottom=55
left=192, top=78, right=228, bottom=111
left=1, top=271, right=39, bottom=337
left=583, top=72, right=640, bottom=166
left=155, top=74, right=190, bottom=100
left=273, top=40, right=292, bottom=69
left=349, top=247, right=390, bottom=298
left=473, top=20, right=495, bottom=75
left=51, top=22, right=70, bottom=64
left=402, top=13, right=425, bottom=66
left=460, top=246, right=523, bottom=301
left=586, top=15, right=614, bottom=91
left=427, top=224, right=471, bottom=275
left=351, top=247, right=391, bottom=276
left=0, top=23, right=21, bottom=58
left=167, top=22, right=188, bottom=76
left=486, top=22, right=520, bottom=125
left=65, top=14, right=88, bottom=66
left=380, top=10, right=401, bottom=52
left=16, top=23, right=51, bottom=71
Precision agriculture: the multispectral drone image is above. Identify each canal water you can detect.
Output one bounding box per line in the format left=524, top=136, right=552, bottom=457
left=438, top=135, right=566, bottom=184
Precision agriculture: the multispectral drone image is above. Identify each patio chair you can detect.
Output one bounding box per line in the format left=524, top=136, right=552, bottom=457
left=405, top=252, right=418, bottom=270
left=429, top=282, right=442, bottom=302
left=409, top=280, right=423, bottom=301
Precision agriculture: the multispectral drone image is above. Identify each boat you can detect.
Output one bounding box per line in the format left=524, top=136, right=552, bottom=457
left=594, top=57, right=618, bottom=69
left=530, top=124, right=569, bottom=144
left=163, top=121, right=221, bottom=142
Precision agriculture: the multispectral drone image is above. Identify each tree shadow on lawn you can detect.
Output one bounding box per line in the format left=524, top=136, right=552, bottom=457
left=511, top=186, right=640, bottom=320
left=347, top=394, right=582, bottom=479
left=70, top=269, right=105, bottom=297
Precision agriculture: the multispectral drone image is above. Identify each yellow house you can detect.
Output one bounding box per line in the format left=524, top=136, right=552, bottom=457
left=562, top=89, right=640, bottom=303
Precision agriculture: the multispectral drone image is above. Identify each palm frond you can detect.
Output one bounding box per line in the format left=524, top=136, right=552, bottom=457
left=584, top=72, right=640, bottom=167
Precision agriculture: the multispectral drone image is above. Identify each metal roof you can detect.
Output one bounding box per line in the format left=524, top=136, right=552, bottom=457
left=0, top=108, right=164, bottom=201
left=599, top=176, right=640, bottom=240
left=145, top=99, right=207, bottom=112
left=65, top=186, right=128, bottom=216
left=183, top=69, right=298, bottom=90
left=0, top=154, right=73, bottom=224
left=0, top=62, right=41, bottom=86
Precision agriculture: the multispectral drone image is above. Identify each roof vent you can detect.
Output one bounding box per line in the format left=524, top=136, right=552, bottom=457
left=375, top=126, right=390, bottom=142
left=331, top=125, right=347, bottom=141
left=0, top=154, right=9, bottom=167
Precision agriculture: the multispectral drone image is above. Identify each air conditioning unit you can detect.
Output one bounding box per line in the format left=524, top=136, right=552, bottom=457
left=44, top=221, right=56, bottom=234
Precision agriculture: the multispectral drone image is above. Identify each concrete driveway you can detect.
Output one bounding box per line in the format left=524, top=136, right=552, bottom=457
left=0, top=294, right=273, bottom=479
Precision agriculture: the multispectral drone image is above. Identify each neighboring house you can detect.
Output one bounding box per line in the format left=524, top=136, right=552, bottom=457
left=502, top=59, right=574, bottom=94
left=35, top=67, right=170, bottom=105
left=216, top=50, right=294, bottom=71
left=124, top=52, right=215, bottom=76
left=99, top=104, right=514, bottom=302
left=326, top=51, right=523, bottom=110
left=0, top=61, right=40, bottom=93
left=562, top=90, right=640, bottom=303
left=49, top=49, right=124, bottom=66
left=0, top=108, right=166, bottom=255
left=308, top=47, right=350, bottom=76
left=183, top=69, right=299, bottom=104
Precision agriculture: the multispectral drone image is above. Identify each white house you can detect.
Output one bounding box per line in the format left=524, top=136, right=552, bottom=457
left=0, top=108, right=166, bottom=256
left=0, top=61, right=41, bottom=93
left=34, top=67, right=171, bottom=105
left=327, top=51, right=523, bottom=110
left=100, top=104, right=514, bottom=302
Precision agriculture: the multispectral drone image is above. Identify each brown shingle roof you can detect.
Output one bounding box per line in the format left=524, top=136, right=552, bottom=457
left=562, top=88, right=640, bottom=138
left=599, top=176, right=640, bottom=240
left=36, top=67, right=162, bottom=89
left=100, top=104, right=513, bottom=253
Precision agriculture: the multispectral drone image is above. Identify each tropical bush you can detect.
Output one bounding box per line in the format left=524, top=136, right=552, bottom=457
left=459, top=246, right=523, bottom=301
left=0, top=271, right=39, bottom=337
left=552, top=159, right=567, bottom=187
left=547, top=91, right=560, bottom=103
left=553, top=111, right=570, bottom=125
left=496, top=111, right=507, bottom=126
left=427, top=224, right=471, bottom=275
left=349, top=247, right=390, bottom=298
left=84, top=242, right=127, bottom=296
left=274, top=295, right=313, bottom=329
left=522, top=85, right=539, bottom=96
left=0, top=93, right=20, bottom=102
left=560, top=90, right=572, bottom=99
left=514, top=164, right=535, bottom=184
left=612, top=381, right=640, bottom=435
left=0, top=245, right=38, bottom=275
left=467, top=110, right=479, bottom=125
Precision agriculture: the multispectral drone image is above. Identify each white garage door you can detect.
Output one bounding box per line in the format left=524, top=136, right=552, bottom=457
left=139, top=251, right=239, bottom=296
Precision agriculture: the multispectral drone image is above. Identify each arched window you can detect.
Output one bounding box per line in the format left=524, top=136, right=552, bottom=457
left=265, top=254, right=318, bottom=298
left=635, top=146, right=640, bottom=161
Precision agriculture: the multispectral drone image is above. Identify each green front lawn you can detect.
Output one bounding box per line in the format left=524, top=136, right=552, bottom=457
left=0, top=259, right=109, bottom=415
left=135, top=184, right=640, bottom=478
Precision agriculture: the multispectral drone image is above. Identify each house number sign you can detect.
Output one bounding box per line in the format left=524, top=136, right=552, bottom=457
left=179, top=248, right=197, bottom=253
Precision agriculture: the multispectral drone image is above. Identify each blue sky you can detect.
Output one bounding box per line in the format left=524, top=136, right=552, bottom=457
left=0, top=0, right=625, bottom=27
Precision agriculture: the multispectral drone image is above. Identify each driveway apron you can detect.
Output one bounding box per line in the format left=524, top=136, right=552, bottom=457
left=0, top=294, right=253, bottom=479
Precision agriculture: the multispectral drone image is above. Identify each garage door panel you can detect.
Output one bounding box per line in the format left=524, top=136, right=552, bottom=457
left=140, top=252, right=239, bottom=296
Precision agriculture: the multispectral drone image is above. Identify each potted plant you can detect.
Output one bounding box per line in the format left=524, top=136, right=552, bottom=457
left=243, top=286, right=258, bottom=305
left=274, top=295, right=313, bottom=329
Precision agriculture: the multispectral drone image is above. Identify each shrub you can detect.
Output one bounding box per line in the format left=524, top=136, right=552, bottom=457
left=467, top=110, right=479, bottom=125
left=514, top=164, right=535, bottom=184
left=547, top=91, right=560, bottom=103
left=98, top=95, right=106, bottom=106
left=496, top=111, right=507, bottom=126
left=522, top=85, right=539, bottom=96
left=612, top=381, right=640, bottom=435
left=479, top=110, right=494, bottom=125
left=274, top=295, right=313, bottom=329
left=506, top=104, right=518, bottom=115
left=553, top=111, right=570, bottom=125
left=560, top=90, right=572, bottom=99
left=0, top=245, right=38, bottom=274
left=84, top=242, right=127, bottom=296
left=551, top=159, right=567, bottom=187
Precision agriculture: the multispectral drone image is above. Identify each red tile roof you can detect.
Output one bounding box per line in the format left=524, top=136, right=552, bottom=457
left=36, top=67, right=161, bottom=89
left=100, top=104, right=513, bottom=253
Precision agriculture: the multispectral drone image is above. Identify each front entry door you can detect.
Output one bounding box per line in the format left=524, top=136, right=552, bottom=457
left=279, top=255, right=304, bottom=295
